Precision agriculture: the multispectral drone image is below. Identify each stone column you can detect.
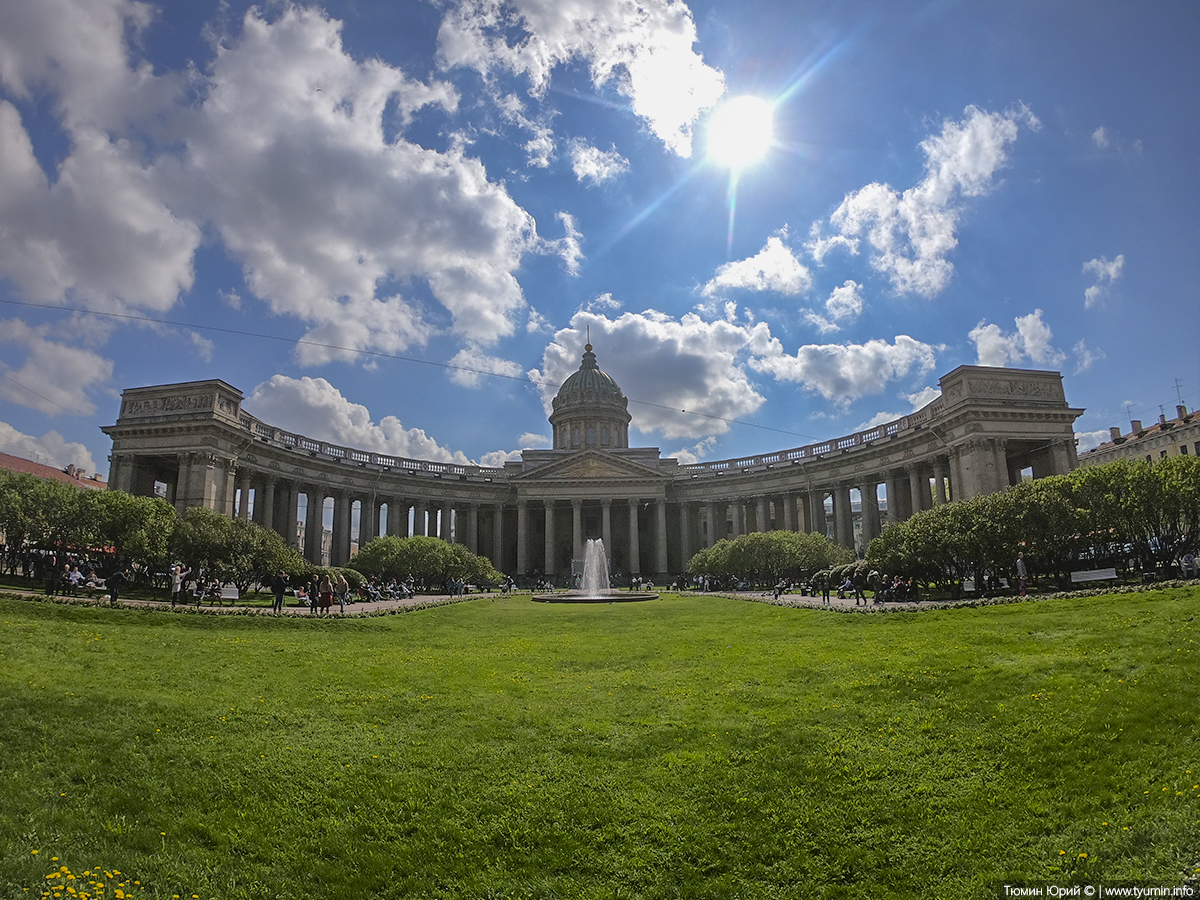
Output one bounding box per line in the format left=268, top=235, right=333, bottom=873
left=678, top=502, right=692, bottom=568
left=493, top=502, right=505, bottom=569
left=756, top=496, right=769, bottom=533
left=809, top=490, right=827, bottom=538
left=730, top=500, right=743, bottom=537
left=516, top=500, right=529, bottom=575
left=279, top=482, right=298, bottom=548
left=332, top=491, right=351, bottom=567
left=628, top=498, right=641, bottom=575
left=781, top=494, right=795, bottom=532
left=543, top=500, right=556, bottom=577
left=908, top=465, right=926, bottom=516
left=572, top=499, right=583, bottom=561
left=704, top=501, right=716, bottom=547
left=259, top=476, right=276, bottom=532
left=467, top=503, right=479, bottom=554
left=601, top=499, right=612, bottom=556
left=933, top=457, right=949, bottom=505
left=413, top=502, right=427, bottom=537
left=236, top=469, right=252, bottom=519
left=198, top=455, right=221, bottom=512
left=304, top=487, right=323, bottom=563
left=655, top=498, right=668, bottom=575
left=952, top=439, right=1009, bottom=500
left=358, top=496, right=376, bottom=548
left=171, top=454, right=190, bottom=511
left=395, top=498, right=411, bottom=538
left=861, top=481, right=881, bottom=544
left=834, top=484, right=854, bottom=550
left=221, top=461, right=237, bottom=516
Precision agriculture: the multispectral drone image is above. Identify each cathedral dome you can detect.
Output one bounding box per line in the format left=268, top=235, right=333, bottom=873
left=554, top=344, right=624, bottom=404
left=549, top=343, right=631, bottom=450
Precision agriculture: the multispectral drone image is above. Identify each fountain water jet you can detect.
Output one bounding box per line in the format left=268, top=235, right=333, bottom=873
left=531, top=538, right=658, bottom=602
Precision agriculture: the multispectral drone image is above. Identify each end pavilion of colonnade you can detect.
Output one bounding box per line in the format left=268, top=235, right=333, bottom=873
left=103, top=348, right=1083, bottom=583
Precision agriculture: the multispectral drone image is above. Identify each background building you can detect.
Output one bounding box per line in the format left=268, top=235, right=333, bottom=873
left=1077, top=406, right=1199, bottom=467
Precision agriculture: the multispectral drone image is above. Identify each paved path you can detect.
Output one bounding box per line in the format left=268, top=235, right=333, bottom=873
left=2, top=582, right=992, bottom=615
left=0, top=585, right=506, bottom=615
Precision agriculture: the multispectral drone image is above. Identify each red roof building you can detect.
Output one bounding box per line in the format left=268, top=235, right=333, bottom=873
left=0, top=453, right=108, bottom=491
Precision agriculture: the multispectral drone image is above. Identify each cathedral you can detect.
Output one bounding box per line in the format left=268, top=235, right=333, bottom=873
left=103, top=345, right=1082, bottom=581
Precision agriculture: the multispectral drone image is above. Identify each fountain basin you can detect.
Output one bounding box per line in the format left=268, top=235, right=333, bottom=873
left=532, top=538, right=658, bottom=601
left=531, top=590, right=658, bottom=603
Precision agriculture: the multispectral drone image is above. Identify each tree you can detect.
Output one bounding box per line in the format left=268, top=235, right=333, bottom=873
left=687, top=531, right=850, bottom=587
left=95, top=491, right=176, bottom=571
left=171, top=507, right=307, bottom=594
left=349, top=536, right=501, bottom=591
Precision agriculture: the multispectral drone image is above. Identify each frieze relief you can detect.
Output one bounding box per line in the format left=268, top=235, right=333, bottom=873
left=969, top=379, right=1055, bottom=400
left=123, top=394, right=214, bottom=418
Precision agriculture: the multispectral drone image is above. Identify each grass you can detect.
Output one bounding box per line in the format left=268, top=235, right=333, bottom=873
left=0, top=589, right=1197, bottom=899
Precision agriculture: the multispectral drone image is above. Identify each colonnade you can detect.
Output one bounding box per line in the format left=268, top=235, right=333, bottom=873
left=130, top=448, right=965, bottom=575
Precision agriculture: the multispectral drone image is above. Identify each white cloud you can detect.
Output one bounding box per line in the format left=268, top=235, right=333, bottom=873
left=804, top=222, right=858, bottom=264
left=856, top=385, right=944, bottom=431
left=527, top=306, right=552, bottom=333
left=569, top=139, right=630, bottom=185
left=669, top=435, right=716, bottom=465
left=750, top=335, right=938, bottom=405
left=446, top=347, right=526, bottom=388
left=968, top=309, right=1065, bottom=368
left=551, top=211, right=585, bottom=276
left=518, top=433, right=552, bottom=448
left=803, top=312, right=841, bottom=334
left=1072, top=339, right=1104, bottom=374
left=584, top=292, right=623, bottom=313
left=247, top=375, right=471, bottom=463
left=906, top=385, right=942, bottom=409
left=530, top=309, right=775, bottom=440
left=436, top=0, right=726, bottom=156
left=0, top=319, right=113, bottom=416
left=0, top=101, right=200, bottom=315
left=188, top=331, right=215, bottom=362
left=175, top=6, right=537, bottom=356
left=0, top=2, right=557, bottom=365
left=806, top=279, right=866, bottom=331
left=1090, top=126, right=1142, bottom=157
left=0, top=421, right=98, bottom=474
left=477, top=448, right=524, bottom=467
left=524, top=124, right=557, bottom=168
left=825, top=104, right=1039, bottom=297
left=701, top=229, right=812, bottom=297
left=1075, top=429, right=1110, bottom=452
left=1082, top=253, right=1124, bottom=308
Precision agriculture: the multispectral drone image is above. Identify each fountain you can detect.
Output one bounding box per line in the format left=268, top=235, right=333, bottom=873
left=531, top=538, right=658, bottom=602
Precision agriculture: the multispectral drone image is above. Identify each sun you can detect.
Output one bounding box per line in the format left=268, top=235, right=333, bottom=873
left=706, top=96, right=775, bottom=169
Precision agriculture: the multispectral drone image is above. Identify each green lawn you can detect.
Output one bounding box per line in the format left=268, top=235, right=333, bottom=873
left=1, top=589, right=1197, bottom=899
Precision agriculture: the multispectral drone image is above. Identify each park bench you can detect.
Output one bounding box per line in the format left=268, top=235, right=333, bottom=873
left=1070, top=568, right=1118, bottom=584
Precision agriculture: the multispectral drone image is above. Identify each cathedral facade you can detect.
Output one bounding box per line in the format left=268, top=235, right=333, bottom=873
left=103, top=347, right=1083, bottom=581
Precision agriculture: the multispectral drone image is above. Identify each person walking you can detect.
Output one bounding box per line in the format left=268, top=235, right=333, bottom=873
left=336, top=573, right=349, bottom=614
left=1016, top=551, right=1028, bottom=596
left=271, top=571, right=289, bottom=614
left=170, top=563, right=192, bottom=607
left=106, top=567, right=130, bottom=605
left=319, top=574, right=334, bottom=616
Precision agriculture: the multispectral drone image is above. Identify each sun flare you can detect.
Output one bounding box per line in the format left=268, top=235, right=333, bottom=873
left=706, top=96, right=775, bottom=169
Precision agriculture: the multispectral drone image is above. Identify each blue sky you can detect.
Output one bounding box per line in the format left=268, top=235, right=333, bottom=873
left=0, top=0, right=1196, bottom=477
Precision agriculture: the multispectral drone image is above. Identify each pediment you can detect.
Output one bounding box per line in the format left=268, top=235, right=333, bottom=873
left=514, top=449, right=667, bottom=483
